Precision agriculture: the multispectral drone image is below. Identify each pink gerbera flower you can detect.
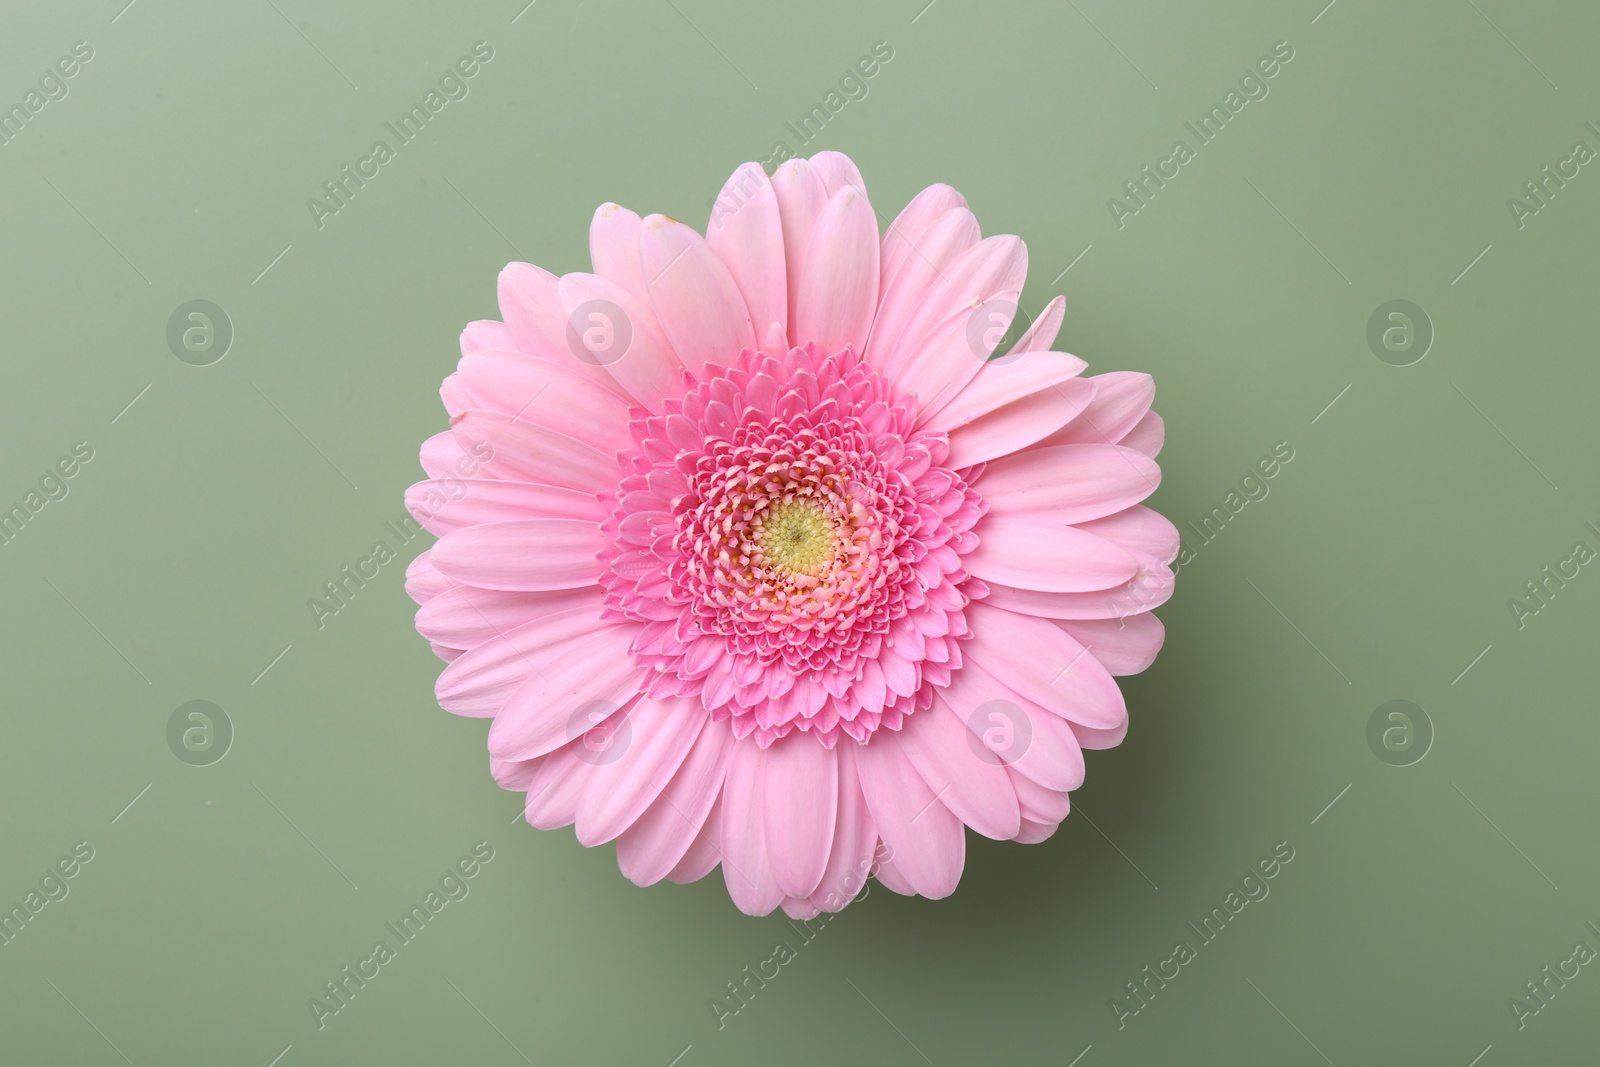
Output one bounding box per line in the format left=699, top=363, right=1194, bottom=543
left=405, top=152, right=1176, bottom=917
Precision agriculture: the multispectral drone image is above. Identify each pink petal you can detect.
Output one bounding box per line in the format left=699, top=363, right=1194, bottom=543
left=450, top=410, right=619, bottom=492
left=970, top=670, right=1085, bottom=792
left=1055, top=614, right=1166, bottom=676
left=946, top=376, right=1098, bottom=468
left=488, top=630, right=647, bottom=761
left=1076, top=505, right=1181, bottom=567
left=866, top=207, right=980, bottom=369
left=497, top=262, right=565, bottom=356
left=807, top=151, right=866, bottom=198
left=937, top=659, right=1085, bottom=792
left=640, top=214, right=755, bottom=380
left=1070, top=720, right=1129, bottom=751
left=498, top=265, right=623, bottom=397
left=922, top=350, right=1088, bottom=432
left=981, top=572, right=1174, bottom=621
left=404, top=552, right=450, bottom=606
left=617, top=718, right=733, bottom=886
left=667, top=796, right=724, bottom=883
left=1118, top=410, right=1164, bottom=457
left=417, top=585, right=601, bottom=650
left=761, top=733, right=838, bottom=898
left=806, top=741, right=878, bottom=913
left=781, top=897, right=822, bottom=920
left=880, top=236, right=1028, bottom=412
left=524, top=744, right=590, bottom=830
left=406, top=478, right=604, bottom=537
left=433, top=603, right=615, bottom=717
left=491, top=754, right=542, bottom=791
left=1009, top=769, right=1071, bottom=826
left=431, top=519, right=604, bottom=592
left=575, top=695, right=707, bottom=846
left=557, top=272, right=685, bottom=407
left=1013, top=819, right=1059, bottom=844
left=461, top=319, right=515, bottom=355
left=965, top=519, right=1139, bottom=593
left=420, top=430, right=473, bottom=479
left=456, top=350, right=633, bottom=451
left=964, top=601, right=1129, bottom=730
left=794, top=185, right=879, bottom=358
left=855, top=737, right=966, bottom=899
left=978, top=443, right=1161, bottom=525
left=770, top=158, right=829, bottom=344
left=1035, top=371, right=1154, bottom=448
left=720, top=741, right=784, bottom=915
left=440, top=373, right=476, bottom=416
left=707, top=162, right=787, bottom=345
left=1002, top=295, right=1066, bottom=357
left=873, top=850, right=917, bottom=896
left=899, top=697, right=1021, bottom=840
left=879, top=183, right=969, bottom=303
left=589, top=202, right=648, bottom=302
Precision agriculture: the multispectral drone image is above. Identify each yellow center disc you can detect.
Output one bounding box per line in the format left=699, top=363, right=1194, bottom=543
left=758, top=499, right=837, bottom=574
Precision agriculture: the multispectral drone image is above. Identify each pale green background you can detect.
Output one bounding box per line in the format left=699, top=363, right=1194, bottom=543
left=2, top=0, right=1597, bottom=1063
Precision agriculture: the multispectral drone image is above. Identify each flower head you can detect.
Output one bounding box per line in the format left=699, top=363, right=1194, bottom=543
left=407, top=152, right=1176, bottom=916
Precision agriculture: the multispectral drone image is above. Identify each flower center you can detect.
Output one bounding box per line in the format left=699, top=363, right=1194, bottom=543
left=754, top=498, right=837, bottom=576
left=596, top=345, right=988, bottom=747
